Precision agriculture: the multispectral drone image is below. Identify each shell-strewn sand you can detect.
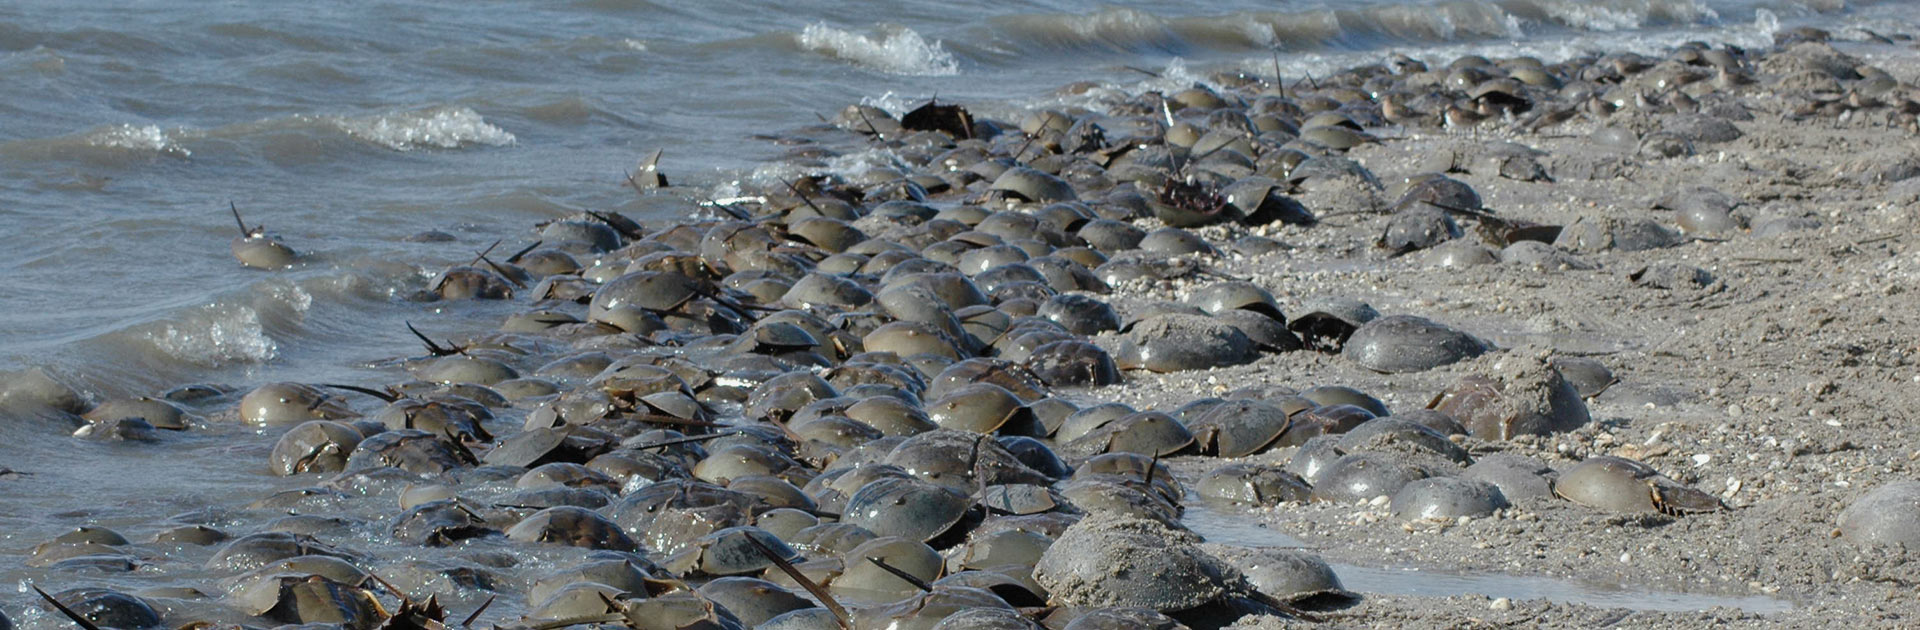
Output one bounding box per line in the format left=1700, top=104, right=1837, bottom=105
left=1095, top=38, right=1920, bottom=630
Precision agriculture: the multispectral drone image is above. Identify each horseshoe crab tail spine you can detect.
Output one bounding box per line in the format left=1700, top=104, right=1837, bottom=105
left=1013, top=128, right=1039, bottom=162
left=1143, top=448, right=1162, bottom=487
left=320, top=383, right=400, bottom=403
left=469, top=239, right=503, bottom=267
left=629, top=430, right=740, bottom=451
left=506, top=240, right=542, bottom=264
left=855, top=108, right=884, bottom=142
left=461, top=595, right=496, bottom=628
left=779, top=178, right=825, bottom=215
left=1271, top=49, right=1285, bottom=99
left=229, top=201, right=252, bottom=236
left=746, top=534, right=852, bottom=630
left=406, top=322, right=460, bottom=357
left=864, top=556, right=934, bottom=592
left=699, top=198, right=751, bottom=220
left=476, top=254, right=527, bottom=289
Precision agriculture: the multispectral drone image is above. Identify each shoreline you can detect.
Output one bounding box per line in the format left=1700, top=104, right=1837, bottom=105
left=6, top=25, right=1920, bottom=630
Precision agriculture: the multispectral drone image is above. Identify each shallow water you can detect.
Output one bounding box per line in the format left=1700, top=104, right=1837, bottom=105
left=0, top=0, right=1902, bottom=619
left=1184, top=503, right=1793, bottom=614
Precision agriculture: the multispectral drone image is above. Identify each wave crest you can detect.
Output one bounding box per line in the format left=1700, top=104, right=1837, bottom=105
left=149, top=304, right=278, bottom=367
left=86, top=124, right=192, bottom=157
left=333, top=106, right=516, bottom=151
left=797, top=23, right=959, bottom=76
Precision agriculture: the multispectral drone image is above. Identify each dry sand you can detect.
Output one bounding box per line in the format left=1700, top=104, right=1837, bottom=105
left=1073, top=38, right=1920, bottom=629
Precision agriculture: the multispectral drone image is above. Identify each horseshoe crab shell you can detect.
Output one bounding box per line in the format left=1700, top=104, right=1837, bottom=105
left=504, top=506, right=639, bottom=551
left=843, top=476, right=971, bottom=542
left=1390, top=477, right=1508, bottom=521
left=832, top=536, right=945, bottom=602
left=1554, top=456, right=1723, bottom=515
left=1838, top=481, right=1920, bottom=547
left=991, top=167, right=1079, bottom=203
left=1342, top=315, right=1488, bottom=373
left=1430, top=356, right=1590, bottom=439
left=269, top=421, right=364, bottom=476
left=84, top=397, right=198, bottom=430
left=1032, top=515, right=1231, bottom=612
left=1287, top=298, right=1379, bottom=352
left=1211, top=547, right=1353, bottom=606
left=697, top=578, right=812, bottom=627
left=239, top=382, right=355, bottom=425
left=662, top=526, right=800, bottom=576
left=1114, top=314, right=1258, bottom=373
left=1196, top=463, right=1312, bottom=507
left=1186, top=399, right=1293, bottom=457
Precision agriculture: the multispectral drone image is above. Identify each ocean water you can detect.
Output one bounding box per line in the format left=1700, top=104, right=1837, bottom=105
left=0, top=0, right=1909, bottom=619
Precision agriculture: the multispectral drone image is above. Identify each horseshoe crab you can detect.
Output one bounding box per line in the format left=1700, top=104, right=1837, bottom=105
left=885, top=429, right=1051, bottom=492
left=851, top=585, right=1012, bottom=630
left=1114, top=314, right=1258, bottom=373
left=504, top=506, right=639, bottom=550
left=1430, top=355, right=1590, bottom=439
left=1059, top=410, right=1194, bottom=459
left=1336, top=417, right=1468, bottom=463
left=1024, top=340, right=1121, bottom=388
left=344, top=429, right=477, bottom=475
left=1186, top=399, right=1293, bottom=457
left=391, top=499, right=495, bottom=546
left=1186, top=281, right=1284, bottom=320
left=1058, top=607, right=1185, bottom=630
left=269, top=421, right=363, bottom=476
left=371, top=396, right=495, bottom=444
left=1032, top=515, right=1232, bottom=612
left=84, top=397, right=198, bottom=430
left=697, top=577, right=813, bottom=627
left=926, top=383, right=1028, bottom=434
left=207, top=532, right=347, bottom=573
left=1838, top=481, right=1920, bottom=547
left=662, top=526, right=800, bottom=577
left=239, top=382, right=355, bottom=425
left=991, top=167, right=1078, bottom=203
left=1390, top=477, right=1508, bottom=521
left=228, top=203, right=297, bottom=270
left=1287, top=298, right=1379, bottom=352
left=1548, top=356, right=1617, bottom=399
left=1210, top=547, right=1354, bottom=607
left=1311, top=452, right=1432, bottom=503
left=39, top=588, right=162, bottom=630
left=1038, top=294, right=1120, bottom=335
left=1197, top=463, right=1312, bottom=507
left=843, top=476, right=971, bottom=542
left=1463, top=453, right=1557, bottom=501
left=1553, top=456, right=1723, bottom=515
left=831, top=536, right=944, bottom=602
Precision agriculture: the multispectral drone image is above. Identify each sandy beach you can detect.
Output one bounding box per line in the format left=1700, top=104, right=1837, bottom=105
left=7, top=19, right=1920, bottom=630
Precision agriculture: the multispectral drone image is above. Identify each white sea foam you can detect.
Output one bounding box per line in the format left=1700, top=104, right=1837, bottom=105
left=335, top=106, right=516, bottom=151
left=1536, top=0, right=1719, bottom=33
left=859, top=90, right=915, bottom=117
left=151, top=305, right=277, bottom=367
left=86, top=123, right=191, bottom=157
left=798, top=23, right=959, bottom=76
